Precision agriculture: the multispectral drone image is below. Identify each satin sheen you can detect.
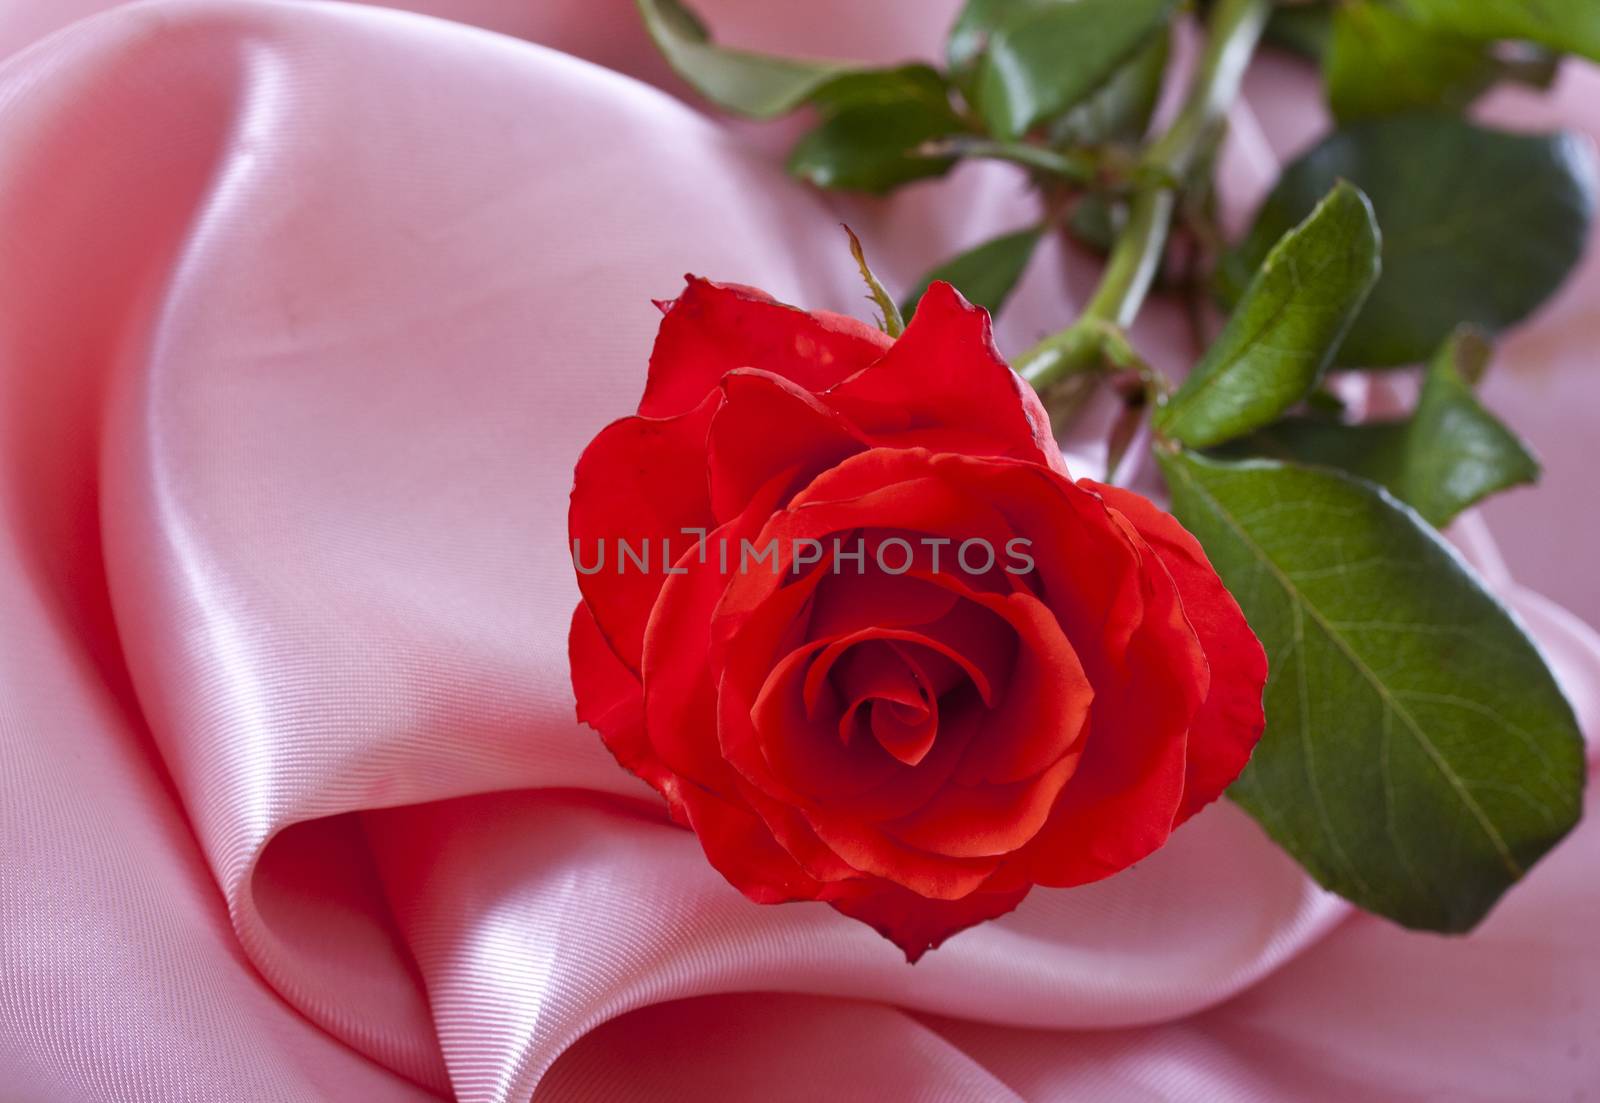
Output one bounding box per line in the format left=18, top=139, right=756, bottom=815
left=0, top=2, right=1596, bottom=1100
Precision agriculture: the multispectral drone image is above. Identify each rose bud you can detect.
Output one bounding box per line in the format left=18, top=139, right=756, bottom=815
left=568, top=278, right=1267, bottom=961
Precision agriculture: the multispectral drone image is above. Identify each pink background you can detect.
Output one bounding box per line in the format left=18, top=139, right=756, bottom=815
left=0, top=2, right=1596, bottom=1100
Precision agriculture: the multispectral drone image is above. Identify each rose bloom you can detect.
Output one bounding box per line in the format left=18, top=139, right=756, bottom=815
left=569, top=278, right=1267, bottom=960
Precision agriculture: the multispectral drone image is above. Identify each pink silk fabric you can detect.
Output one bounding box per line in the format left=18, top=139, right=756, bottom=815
left=1, top=2, right=1597, bottom=1099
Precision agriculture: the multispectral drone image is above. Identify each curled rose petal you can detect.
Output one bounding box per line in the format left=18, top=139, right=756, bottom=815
left=1086, top=481, right=1268, bottom=824
left=569, top=392, right=718, bottom=671
left=641, top=476, right=794, bottom=794
left=822, top=281, right=1066, bottom=475
left=1022, top=527, right=1208, bottom=888
left=640, top=277, right=891, bottom=418
left=569, top=602, right=674, bottom=805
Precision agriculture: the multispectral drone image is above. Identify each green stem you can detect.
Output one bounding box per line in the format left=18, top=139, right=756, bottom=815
left=1015, top=0, right=1271, bottom=391
left=933, top=138, right=1097, bottom=184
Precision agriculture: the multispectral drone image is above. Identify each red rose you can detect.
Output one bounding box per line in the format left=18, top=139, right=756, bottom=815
left=568, top=278, right=1267, bottom=961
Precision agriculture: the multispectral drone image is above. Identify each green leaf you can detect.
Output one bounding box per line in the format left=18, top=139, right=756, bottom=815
left=1399, top=0, right=1600, bottom=61
left=900, top=227, right=1043, bottom=320
left=948, top=0, right=1056, bottom=76
left=1048, top=25, right=1171, bottom=147
left=1265, top=3, right=1334, bottom=60
left=1160, top=450, right=1585, bottom=932
left=1220, top=330, right=1540, bottom=527
left=975, top=0, right=1177, bottom=139
left=804, top=66, right=955, bottom=112
left=950, top=0, right=1167, bottom=145
left=1222, top=115, right=1597, bottom=367
left=787, top=66, right=967, bottom=194
left=1158, top=183, right=1381, bottom=449
left=638, top=0, right=850, bottom=118
left=1325, top=2, right=1499, bottom=122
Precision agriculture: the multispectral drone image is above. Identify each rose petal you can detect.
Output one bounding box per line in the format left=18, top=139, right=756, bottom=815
left=780, top=449, right=1146, bottom=679
left=718, top=609, right=998, bottom=892
left=731, top=776, right=864, bottom=885
left=734, top=633, right=987, bottom=823
left=640, top=477, right=791, bottom=791
left=569, top=392, right=718, bottom=671
left=569, top=602, right=678, bottom=807
left=884, top=749, right=1083, bottom=858
left=1022, top=528, right=1208, bottom=887
left=802, top=569, right=961, bottom=642
left=889, top=639, right=967, bottom=700
left=867, top=703, right=938, bottom=767
left=956, top=458, right=1146, bottom=677
left=909, top=583, right=1091, bottom=786
left=754, top=641, right=907, bottom=798
left=829, top=876, right=1032, bottom=963
left=709, top=454, right=1022, bottom=670
left=707, top=369, right=869, bottom=521
left=641, top=277, right=892, bottom=418
left=675, top=782, right=838, bottom=905
left=821, top=281, right=1066, bottom=474
left=1087, top=481, right=1268, bottom=824
left=801, top=628, right=995, bottom=721
left=801, top=802, right=1000, bottom=900
left=823, top=641, right=934, bottom=763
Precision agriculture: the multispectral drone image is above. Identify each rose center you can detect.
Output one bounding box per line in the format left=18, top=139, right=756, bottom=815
left=829, top=641, right=940, bottom=767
